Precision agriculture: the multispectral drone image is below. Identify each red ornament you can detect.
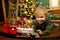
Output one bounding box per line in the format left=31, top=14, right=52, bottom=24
left=16, top=20, right=21, bottom=25
left=21, top=16, right=26, bottom=25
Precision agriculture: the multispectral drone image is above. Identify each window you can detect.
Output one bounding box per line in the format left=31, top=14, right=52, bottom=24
left=50, top=0, right=59, bottom=8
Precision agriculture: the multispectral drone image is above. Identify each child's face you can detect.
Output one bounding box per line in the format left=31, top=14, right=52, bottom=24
left=35, top=10, right=46, bottom=24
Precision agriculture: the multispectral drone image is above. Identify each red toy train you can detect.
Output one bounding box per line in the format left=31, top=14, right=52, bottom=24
left=2, top=23, right=17, bottom=35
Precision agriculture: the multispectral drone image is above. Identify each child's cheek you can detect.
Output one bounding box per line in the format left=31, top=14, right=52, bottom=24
left=36, top=18, right=46, bottom=24
left=36, top=18, right=40, bottom=20
left=41, top=18, right=46, bottom=21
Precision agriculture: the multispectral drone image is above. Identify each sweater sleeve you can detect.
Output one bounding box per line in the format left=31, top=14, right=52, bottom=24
left=32, top=21, right=38, bottom=32
left=42, top=20, right=55, bottom=36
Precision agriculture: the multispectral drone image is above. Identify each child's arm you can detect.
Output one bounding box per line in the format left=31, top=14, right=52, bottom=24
left=42, top=21, right=55, bottom=36
left=32, top=21, right=38, bottom=32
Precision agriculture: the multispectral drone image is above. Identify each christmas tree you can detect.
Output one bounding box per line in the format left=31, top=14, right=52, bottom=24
left=8, top=0, right=49, bottom=20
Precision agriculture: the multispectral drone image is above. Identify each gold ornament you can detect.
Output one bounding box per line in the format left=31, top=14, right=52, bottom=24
left=24, top=11, right=27, bottom=14
left=26, top=0, right=28, bottom=2
left=31, top=1, right=33, bottom=3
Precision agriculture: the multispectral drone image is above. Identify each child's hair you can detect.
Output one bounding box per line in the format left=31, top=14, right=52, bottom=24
left=34, top=6, right=48, bottom=17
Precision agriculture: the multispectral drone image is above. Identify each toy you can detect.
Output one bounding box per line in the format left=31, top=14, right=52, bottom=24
left=2, top=23, right=12, bottom=33
left=2, top=15, right=35, bottom=38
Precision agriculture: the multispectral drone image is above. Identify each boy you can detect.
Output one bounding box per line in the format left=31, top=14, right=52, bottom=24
left=33, top=7, right=55, bottom=36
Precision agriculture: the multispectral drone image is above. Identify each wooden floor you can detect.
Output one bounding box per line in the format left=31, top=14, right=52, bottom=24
left=0, top=24, right=60, bottom=40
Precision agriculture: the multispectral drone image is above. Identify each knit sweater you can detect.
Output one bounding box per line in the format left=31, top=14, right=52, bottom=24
left=33, top=16, right=55, bottom=36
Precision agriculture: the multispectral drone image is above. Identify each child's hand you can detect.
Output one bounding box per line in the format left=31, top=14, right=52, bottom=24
left=36, top=29, right=42, bottom=35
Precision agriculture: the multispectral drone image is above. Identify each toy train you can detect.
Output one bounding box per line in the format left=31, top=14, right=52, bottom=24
left=2, top=23, right=35, bottom=37
left=2, top=16, right=35, bottom=38
left=2, top=23, right=34, bottom=34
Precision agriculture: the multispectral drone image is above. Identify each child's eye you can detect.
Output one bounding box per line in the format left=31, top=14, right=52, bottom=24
left=40, top=16, right=44, bottom=18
